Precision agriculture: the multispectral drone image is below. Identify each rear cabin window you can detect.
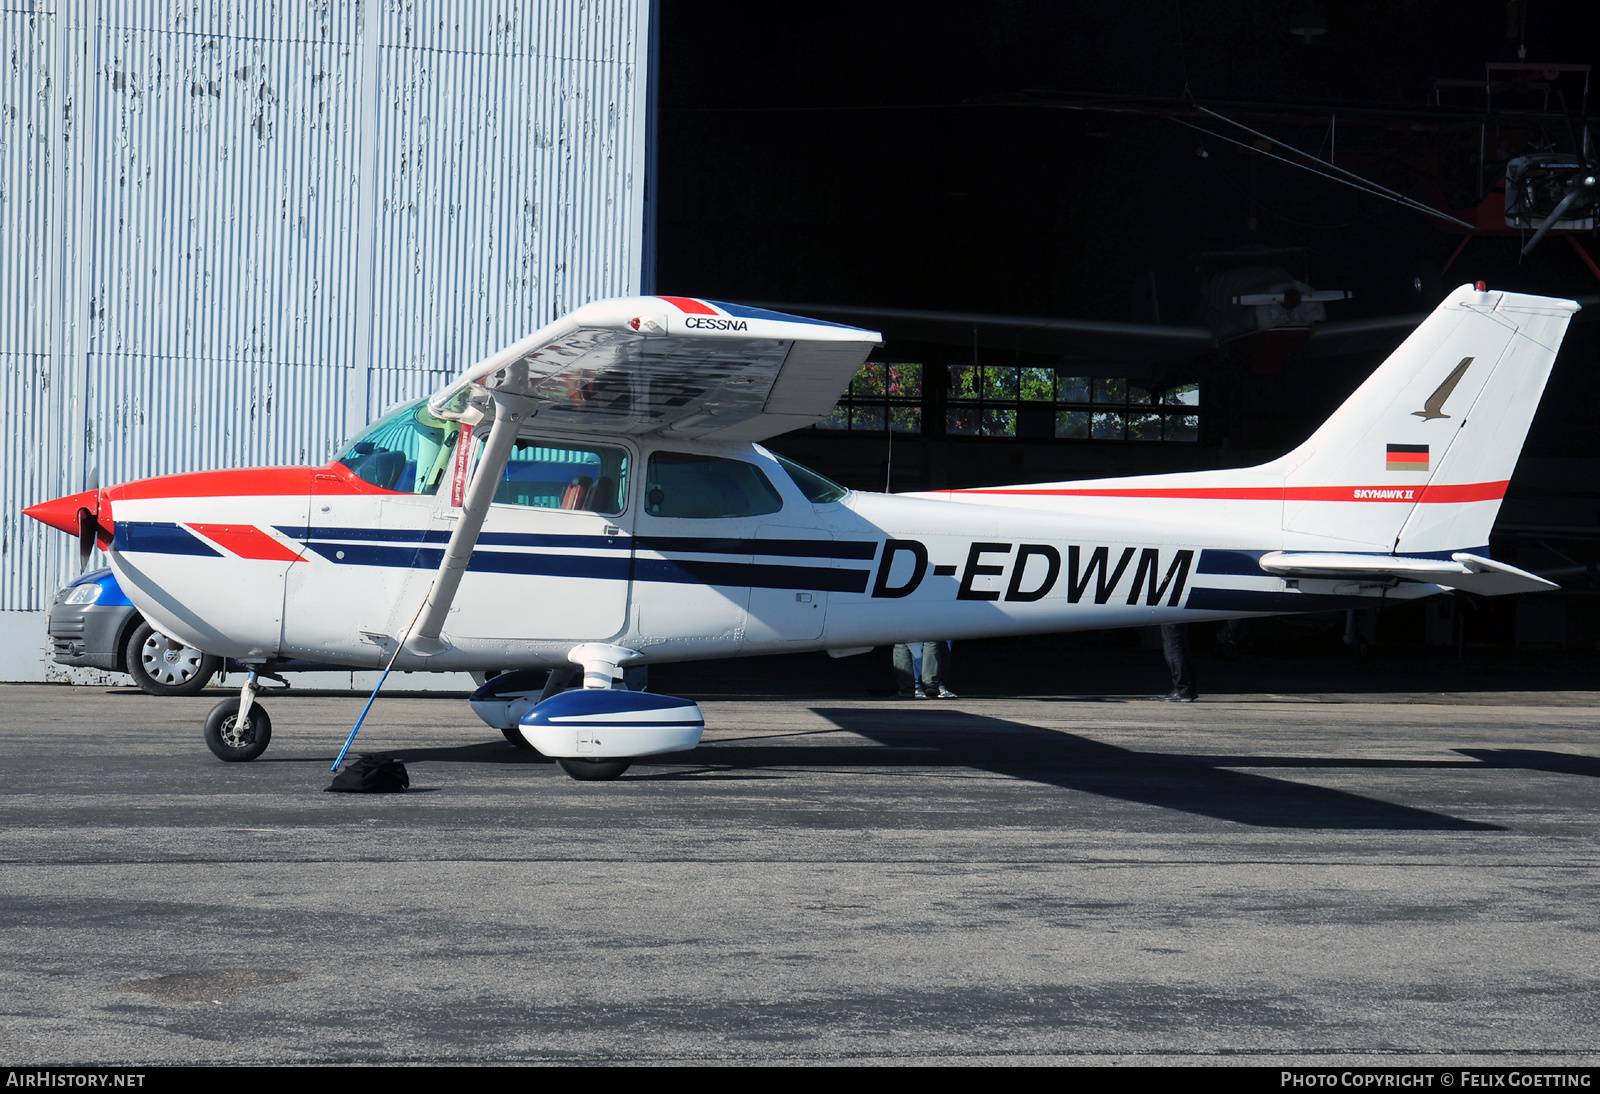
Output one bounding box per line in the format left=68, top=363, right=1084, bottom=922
left=484, top=438, right=629, bottom=515
left=772, top=453, right=848, bottom=503
left=645, top=452, right=784, bottom=519
left=335, top=399, right=461, bottom=495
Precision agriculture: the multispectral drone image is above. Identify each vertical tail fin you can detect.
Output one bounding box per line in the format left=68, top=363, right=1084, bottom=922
left=1275, top=284, right=1576, bottom=553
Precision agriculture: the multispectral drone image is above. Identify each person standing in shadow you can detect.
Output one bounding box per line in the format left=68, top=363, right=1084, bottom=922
left=1160, top=623, right=1197, bottom=702
left=893, top=640, right=957, bottom=698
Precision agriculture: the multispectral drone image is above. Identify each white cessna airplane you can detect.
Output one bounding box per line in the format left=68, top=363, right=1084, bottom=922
left=24, top=287, right=1577, bottom=779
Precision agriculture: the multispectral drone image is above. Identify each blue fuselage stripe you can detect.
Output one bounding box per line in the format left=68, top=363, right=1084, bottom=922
left=113, top=522, right=222, bottom=557
left=299, top=541, right=869, bottom=592
left=279, top=526, right=878, bottom=560
left=634, top=558, right=870, bottom=593
left=1196, top=549, right=1267, bottom=576
left=302, top=542, right=633, bottom=581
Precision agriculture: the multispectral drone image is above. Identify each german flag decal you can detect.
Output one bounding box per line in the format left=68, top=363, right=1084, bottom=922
left=1386, top=443, right=1429, bottom=471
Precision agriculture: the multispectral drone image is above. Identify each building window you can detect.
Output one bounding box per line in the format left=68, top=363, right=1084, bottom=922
left=816, top=358, right=1199, bottom=442
left=1052, top=376, right=1200, bottom=442
left=818, top=362, right=923, bottom=432
left=947, top=364, right=1200, bottom=442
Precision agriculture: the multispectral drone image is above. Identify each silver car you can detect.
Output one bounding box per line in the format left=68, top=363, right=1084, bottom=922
left=48, top=569, right=221, bottom=696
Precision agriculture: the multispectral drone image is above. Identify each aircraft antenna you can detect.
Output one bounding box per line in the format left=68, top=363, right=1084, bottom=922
left=885, top=415, right=893, bottom=493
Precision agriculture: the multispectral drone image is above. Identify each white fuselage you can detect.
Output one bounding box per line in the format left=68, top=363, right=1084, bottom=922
left=105, top=435, right=1431, bottom=672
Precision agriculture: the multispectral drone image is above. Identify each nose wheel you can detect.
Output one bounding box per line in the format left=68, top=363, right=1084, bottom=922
left=204, top=699, right=272, bottom=761
left=556, top=758, right=632, bottom=781
left=202, top=669, right=272, bottom=761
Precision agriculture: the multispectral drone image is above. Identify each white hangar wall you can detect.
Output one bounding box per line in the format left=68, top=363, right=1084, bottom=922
left=0, top=0, right=654, bottom=680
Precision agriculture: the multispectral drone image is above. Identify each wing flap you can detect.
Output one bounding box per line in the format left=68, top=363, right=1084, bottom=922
left=1258, top=550, right=1557, bottom=595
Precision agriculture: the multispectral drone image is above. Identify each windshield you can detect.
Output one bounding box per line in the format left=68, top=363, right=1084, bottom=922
left=334, top=399, right=462, bottom=494
left=772, top=453, right=848, bottom=503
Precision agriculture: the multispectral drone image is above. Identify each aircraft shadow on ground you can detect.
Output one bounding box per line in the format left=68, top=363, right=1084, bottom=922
left=290, top=713, right=1600, bottom=832
left=258, top=740, right=554, bottom=765
left=1453, top=748, right=1600, bottom=779
left=677, top=707, right=1505, bottom=832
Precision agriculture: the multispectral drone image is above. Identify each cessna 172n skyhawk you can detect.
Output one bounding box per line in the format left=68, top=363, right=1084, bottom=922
left=23, top=286, right=1577, bottom=779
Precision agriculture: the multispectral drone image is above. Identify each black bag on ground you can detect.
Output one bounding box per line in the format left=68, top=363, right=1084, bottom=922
left=326, top=753, right=410, bottom=793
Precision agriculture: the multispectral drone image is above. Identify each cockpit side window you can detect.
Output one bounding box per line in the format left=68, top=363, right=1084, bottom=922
left=645, top=452, right=784, bottom=518
left=335, top=400, right=461, bottom=494
left=478, top=437, right=629, bottom=515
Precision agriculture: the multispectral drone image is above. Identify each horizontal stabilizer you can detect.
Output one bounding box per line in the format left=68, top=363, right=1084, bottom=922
left=1258, top=551, right=1557, bottom=596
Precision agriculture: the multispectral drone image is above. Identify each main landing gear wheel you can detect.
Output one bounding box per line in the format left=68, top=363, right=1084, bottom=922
left=125, top=622, right=221, bottom=697
left=556, top=758, right=631, bottom=781
left=500, top=726, right=535, bottom=749
left=204, top=698, right=272, bottom=762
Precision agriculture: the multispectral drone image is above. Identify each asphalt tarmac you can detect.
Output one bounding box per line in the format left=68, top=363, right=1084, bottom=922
left=1, top=676, right=1598, bottom=1065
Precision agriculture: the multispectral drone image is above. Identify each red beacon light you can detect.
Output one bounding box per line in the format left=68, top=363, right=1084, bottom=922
left=1475, top=281, right=1488, bottom=291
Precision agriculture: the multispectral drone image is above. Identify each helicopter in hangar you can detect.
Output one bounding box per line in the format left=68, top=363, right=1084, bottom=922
left=23, top=287, right=1577, bottom=780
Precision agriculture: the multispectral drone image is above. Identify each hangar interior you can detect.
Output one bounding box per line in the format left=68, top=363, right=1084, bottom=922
left=657, top=1, right=1600, bottom=659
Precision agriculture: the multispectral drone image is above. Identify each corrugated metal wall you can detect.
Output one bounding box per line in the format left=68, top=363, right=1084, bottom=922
left=0, top=1, right=651, bottom=673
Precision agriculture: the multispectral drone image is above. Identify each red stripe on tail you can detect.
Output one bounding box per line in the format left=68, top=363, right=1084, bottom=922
left=955, top=481, right=1509, bottom=504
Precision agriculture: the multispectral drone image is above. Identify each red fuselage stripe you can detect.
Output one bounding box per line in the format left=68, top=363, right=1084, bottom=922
left=186, top=523, right=305, bottom=562
left=954, top=481, right=1509, bottom=503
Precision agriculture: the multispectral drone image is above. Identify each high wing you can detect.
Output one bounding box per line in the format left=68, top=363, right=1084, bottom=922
left=1257, top=551, right=1557, bottom=596
left=430, top=297, right=881, bottom=441
left=405, top=297, right=880, bottom=656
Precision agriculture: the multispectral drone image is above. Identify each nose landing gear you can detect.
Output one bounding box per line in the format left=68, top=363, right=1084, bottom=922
left=203, top=668, right=273, bottom=761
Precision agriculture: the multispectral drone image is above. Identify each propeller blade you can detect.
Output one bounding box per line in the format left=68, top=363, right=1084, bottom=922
left=76, top=507, right=97, bottom=573
left=1520, top=186, right=1586, bottom=257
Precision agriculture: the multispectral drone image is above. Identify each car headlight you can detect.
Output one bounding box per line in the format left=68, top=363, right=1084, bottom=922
left=62, top=583, right=104, bottom=606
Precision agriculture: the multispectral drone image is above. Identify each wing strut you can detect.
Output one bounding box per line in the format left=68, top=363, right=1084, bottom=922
left=404, top=395, right=525, bottom=656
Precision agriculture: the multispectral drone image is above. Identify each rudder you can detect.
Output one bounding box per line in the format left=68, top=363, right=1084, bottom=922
left=1276, top=284, right=1576, bottom=554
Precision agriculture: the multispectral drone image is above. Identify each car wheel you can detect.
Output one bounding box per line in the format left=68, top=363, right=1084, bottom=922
left=124, top=621, right=221, bottom=697
left=203, top=699, right=272, bottom=762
